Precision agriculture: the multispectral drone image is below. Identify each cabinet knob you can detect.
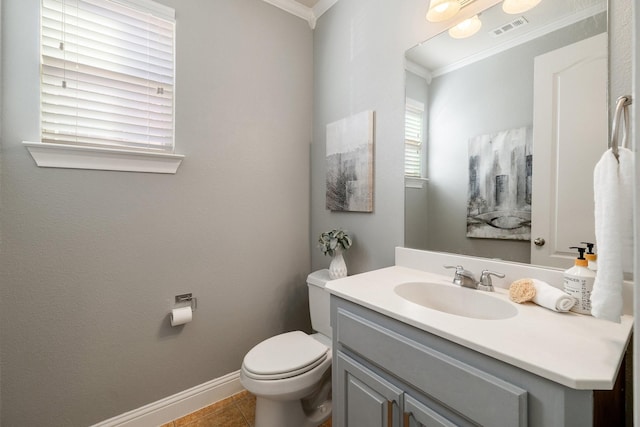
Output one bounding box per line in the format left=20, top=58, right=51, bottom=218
left=534, top=237, right=546, bottom=247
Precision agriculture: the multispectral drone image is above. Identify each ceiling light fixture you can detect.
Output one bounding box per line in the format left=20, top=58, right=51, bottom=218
left=502, top=0, right=542, bottom=14
left=426, top=0, right=461, bottom=22
left=448, top=15, right=482, bottom=39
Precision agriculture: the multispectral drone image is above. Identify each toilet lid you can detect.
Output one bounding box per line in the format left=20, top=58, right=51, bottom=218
left=243, top=331, right=329, bottom=380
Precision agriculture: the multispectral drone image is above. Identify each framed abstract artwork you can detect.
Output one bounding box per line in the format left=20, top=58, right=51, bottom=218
left=326, top=110, right=374, bottom=212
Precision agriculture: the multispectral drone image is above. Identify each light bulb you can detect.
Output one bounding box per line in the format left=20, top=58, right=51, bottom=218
left=426, top=0, right=461, bottom=22
left=448, top=15, right=482, bottom=39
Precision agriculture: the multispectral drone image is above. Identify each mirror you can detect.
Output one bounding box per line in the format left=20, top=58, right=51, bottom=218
left=404, top=0, right=607, bottom=266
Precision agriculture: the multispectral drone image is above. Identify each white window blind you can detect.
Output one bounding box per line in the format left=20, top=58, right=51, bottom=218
left=41, top=0, right=176, bottom=152
left=405, top=99, right=424, bottom=178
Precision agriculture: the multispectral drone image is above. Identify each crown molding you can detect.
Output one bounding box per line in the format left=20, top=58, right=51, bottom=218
left=262, top=0, right=338, bottom=29
left=262, top=0, right=314, bottom=24
left=405, top=59, right=433, bottom=84
left=311, top=0, right=339, bottom=27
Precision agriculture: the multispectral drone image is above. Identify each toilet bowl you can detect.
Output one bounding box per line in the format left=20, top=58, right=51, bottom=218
left=240, top=331, right=332, bottom=427
left=240, top=270, right=333, bottom=427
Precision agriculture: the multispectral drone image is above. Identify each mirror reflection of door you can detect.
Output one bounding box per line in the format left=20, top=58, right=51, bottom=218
left=530, top=32, right=607, bottom=268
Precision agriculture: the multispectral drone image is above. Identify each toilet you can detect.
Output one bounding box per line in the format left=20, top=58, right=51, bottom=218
left=240, top=270, right=333, bottom=427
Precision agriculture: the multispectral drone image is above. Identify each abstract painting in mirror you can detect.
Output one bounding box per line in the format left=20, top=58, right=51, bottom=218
left=466, top=126, right=532, bottom=241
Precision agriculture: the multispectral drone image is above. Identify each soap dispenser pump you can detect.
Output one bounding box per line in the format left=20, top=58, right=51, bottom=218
left=563, top=246, right=596, bottom=315
left=581, top=241, right=598, bottom=271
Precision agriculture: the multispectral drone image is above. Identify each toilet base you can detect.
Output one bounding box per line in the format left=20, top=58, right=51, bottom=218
left=254, top=396, right=331, bottom=427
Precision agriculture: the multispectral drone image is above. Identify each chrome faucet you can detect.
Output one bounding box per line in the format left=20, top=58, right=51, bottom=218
left=444, top=266, right=504, bottom=292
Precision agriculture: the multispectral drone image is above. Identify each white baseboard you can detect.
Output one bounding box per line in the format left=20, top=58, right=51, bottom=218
left=92, top=370, right=243, bottom=427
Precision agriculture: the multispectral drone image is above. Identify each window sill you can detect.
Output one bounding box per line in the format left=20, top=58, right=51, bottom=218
left=23, top=141, right=184, bottom=174
left=405, top=176, right=429, bottom=189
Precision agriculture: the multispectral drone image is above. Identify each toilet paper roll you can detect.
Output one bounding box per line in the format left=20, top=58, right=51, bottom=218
left=170, top=306, right=192, bottom=326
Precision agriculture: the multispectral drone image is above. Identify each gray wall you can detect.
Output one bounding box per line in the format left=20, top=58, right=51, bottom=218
left=0, top=0, right=312, bottom=425
left=312, top=0, right=632, bottom=270
left=311, top=0, right=410, bottom=274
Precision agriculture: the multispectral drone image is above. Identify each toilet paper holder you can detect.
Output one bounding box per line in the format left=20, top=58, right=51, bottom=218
left=175, top=293, right=197, bottom=310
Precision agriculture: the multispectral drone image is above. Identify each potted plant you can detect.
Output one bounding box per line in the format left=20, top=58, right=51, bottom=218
left=318, top=229, right=352, bottom=279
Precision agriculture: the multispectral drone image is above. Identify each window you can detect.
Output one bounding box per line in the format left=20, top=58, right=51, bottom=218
left=404, top=98, right=425, bottom=178
left=27, top=0, right=183, bottom=173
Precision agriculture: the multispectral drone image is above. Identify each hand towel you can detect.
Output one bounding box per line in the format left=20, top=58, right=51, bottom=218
left=590, top=147, right=633, bottom=323
left=531, top=279, right=576, bottom=312
left=509, top=279, right=575, bottom=312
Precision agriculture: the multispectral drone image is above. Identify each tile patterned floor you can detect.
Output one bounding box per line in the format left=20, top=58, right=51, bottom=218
left=162, top=391, right=332, bottom=427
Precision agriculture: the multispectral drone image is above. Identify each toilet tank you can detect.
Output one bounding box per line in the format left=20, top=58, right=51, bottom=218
left=307, top=269, right=332, bottom=339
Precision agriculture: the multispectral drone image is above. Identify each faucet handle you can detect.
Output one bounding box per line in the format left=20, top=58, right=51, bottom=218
left=444, top=265, right=464, bottom=273
left=444, top=265, right=474, bottom=276
left=478, top=270, right=505, bottom=291
left=444, top=265, right=476, bottom=287
left=444, top=265, right=468, bottom=279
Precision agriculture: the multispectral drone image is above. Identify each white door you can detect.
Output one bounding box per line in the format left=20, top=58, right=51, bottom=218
left=531, top=33, right=608, bottom=268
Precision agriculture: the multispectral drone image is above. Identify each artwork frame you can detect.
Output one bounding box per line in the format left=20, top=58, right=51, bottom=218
left=325, top=110, right=374, bottom=212
left=467, top=127, right=532, bottom=240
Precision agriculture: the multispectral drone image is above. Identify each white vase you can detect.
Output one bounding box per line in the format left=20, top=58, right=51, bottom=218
left=329, top=249, right=347, bottom=279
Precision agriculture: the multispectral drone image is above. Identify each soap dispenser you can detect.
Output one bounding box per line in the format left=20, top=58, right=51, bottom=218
left=581, top=241, right=598, bottom=272
left=563, top=246, right=596, bottom=315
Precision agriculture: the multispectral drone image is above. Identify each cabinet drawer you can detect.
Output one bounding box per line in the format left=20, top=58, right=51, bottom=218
left=336, top=307, right=527, bottom=427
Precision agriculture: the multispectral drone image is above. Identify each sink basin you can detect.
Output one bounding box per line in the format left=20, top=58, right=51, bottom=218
left=394, top=282, right=518, bottom=320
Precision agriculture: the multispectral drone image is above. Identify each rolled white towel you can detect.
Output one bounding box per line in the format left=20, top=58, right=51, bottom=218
left=509, top=279, right=575, bottom=312
left=531, top=279, right=576, bottom=312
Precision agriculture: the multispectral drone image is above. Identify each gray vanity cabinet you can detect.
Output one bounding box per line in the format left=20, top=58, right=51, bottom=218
left=336, top=350, right=460, bottom=427
left=331, top=296, right=595, bottom=427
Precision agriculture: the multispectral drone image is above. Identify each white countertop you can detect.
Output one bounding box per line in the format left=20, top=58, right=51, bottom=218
left=326, top=264, right=633, bottom=390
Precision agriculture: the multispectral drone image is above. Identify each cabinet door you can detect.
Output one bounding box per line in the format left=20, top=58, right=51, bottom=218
left=336, top=351, right=403, bottom=427
left=404, top=395, right=458, bottom=427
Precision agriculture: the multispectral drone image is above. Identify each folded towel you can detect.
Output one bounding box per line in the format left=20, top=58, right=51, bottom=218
left=591, top=147, right=633, bottom=322
left=509, top=279, right=575, bottom=312
left=532, top=279, right=576, bottom=312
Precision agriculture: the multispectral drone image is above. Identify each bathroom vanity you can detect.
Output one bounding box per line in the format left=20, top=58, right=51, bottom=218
left=327, top=249, right=633, bottom=427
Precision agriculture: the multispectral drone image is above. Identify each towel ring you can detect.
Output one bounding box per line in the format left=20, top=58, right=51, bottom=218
left=610, top=95, right=632, bottom=162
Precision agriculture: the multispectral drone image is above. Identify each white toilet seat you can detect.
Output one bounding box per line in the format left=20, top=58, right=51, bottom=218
left=243, top=331, right=329, bottom=380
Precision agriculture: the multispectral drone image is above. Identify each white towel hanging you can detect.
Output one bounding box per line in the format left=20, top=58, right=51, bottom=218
left=590, top=95, right=633, bottom=323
